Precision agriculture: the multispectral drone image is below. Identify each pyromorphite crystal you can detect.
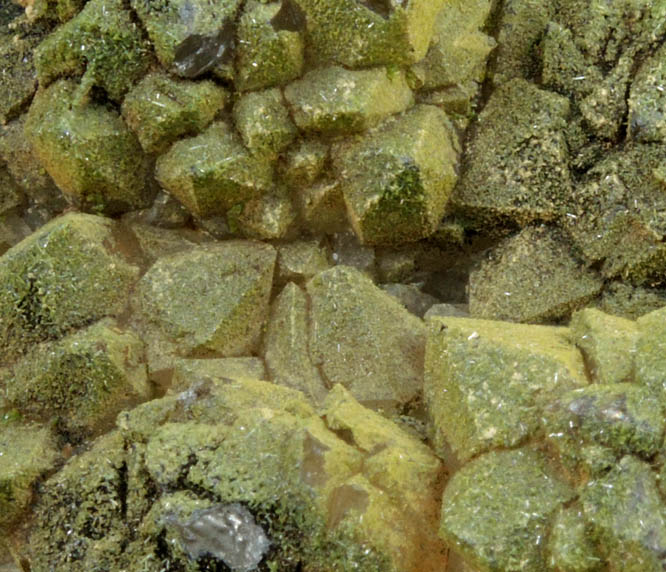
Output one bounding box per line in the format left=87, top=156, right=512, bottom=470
left=7, top=319, right=150, bottom=436
left=275, top=239, right=331, bottom=285
left=280, top=138, right=329, bottom=189
left=413, top=0, right=495, bottom=90
left=0, top=423, right=58, bottom=532
left=233, top=87, right=297, bottom=154
left=0, top=213, right=140, bottom=363
left=34, top=0, right=151, bottom=102
left=235, top=0, right=304, bottom=91
left=292, top=0, right=445, bottom=68
left=169, top=357, right=267, bottom=392
left=136, top=241, right=276, bottom=356
left=548, top=505, right=603, bottom=572
left=544, top=383, right=664, bottom=469
left=635, top=305, right=666, bottom=404
left=468, top=225, right=603, bottom=323
left=581, top=456, right=666, bottom=571
left=452, top=79, right=572, bottom=226
left=569, top=308, right=637, bottom=384
left=561, top=144, right=666, bottom=283
left=284, top=65, right=413, bottom=135
left=307, top=265, right=426, bottom=407
left=492, top=0, right=554, bottom=84
left=440, top=448, right=574, bottom=571
left=155, top=121, right=275, bottom=218
left=121, top=72, right=227, bottom=154
left=0, top=21, right=41, bottom=124
left=322, top=384, right=447, bottom=572
left=226, top=186, right=297, bottom=240
left=628, top=42, right=666, bottom=142
left=425, top=315, right=587, bottom=461
left=29, top=431, right=130, bottom=572
left=32, top=375, right=444, bottom=571
left=332, top=104, right=459, bottom=245
left=25, top=79, right=151, bottom=214
left=264, top=282, right=328, bottom=404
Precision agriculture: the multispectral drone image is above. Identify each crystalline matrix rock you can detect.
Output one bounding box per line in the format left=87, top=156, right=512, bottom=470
left=7, top=0, right=666, bottom=570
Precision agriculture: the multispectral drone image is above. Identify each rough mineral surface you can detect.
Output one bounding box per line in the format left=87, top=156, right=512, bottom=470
left=136, top=241, right=276, bottom=357
left=28, top=379, right=446, bottom=571
left=293, top=0, right=445, bottom=68
left=34, top=0, right=151, bottom=102
left=468, top=225, right=603, bottom=323
left=562, top=144, right=666, bottom=283
left=234, top=0, right=304, bottom=91
left=284, top=65, right=414, bottom=135
left=440, top=448, right=574, bottom=571
left=264, top=282, right=328, bottom=404
left=121, top=72, right=227, bottom=154
left=25, top=80, right=151, bottom=214
left=233, top=87, right=297, bottom=154
left=0, top=423, right=57, bottom=532
left=0, top=213, right=139, bottom=363
left=155, top=121, right=275, bottom=218
left=130, top=0, right=241, bottom=78
left=581, top=456, right=666, bottom=570
left=6, top=319, right=150, bottom=437
left=169, top=356, right=267, bottom=392
left=569, top=308, right=638, bottom=384
left=452, top=79, right=572, bottom=226
left=544, top=383, right=664, bottom=470
left=333, top=104, right=459, bottom=244
left=6, top=0, right=666, bottom=569
left=425, top=316, right=587, bottom=461
left=307, top=266, right=426, bottom=407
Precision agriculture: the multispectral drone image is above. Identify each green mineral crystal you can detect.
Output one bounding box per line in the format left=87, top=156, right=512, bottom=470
left=307, top=265, right=426, bottom=407
left=548, top=506, right=603, bottom=572
left=635, top=305, right=666, bottom=404
left=0, top=213, right=139, bottom=362
left=280, top=138, right=329, bottom=189
left=0, top=423, right=57, bottom=532
left=7, top=318, right=150, bottom=436
left=581, top=456, right=666, bottom=571
left=440, top=448, right=574, bottom=571
left=452, top=79, right=572, bottom=226
left=122, top=72, right=227, bottom=154
left=414, top=0, right=495, bottom=90
left=264, top=282, right=328, bottom=404
left=136, top=241, right=276, bottom=356
left=293, top=0, right=445, bottom=68
left=25, top=80, right=151, bottom=214
left=425, top=315, right=586, bottom=461
left=0, top=19, right=41, bottom=124
left=562, top=144, right=666, bottom=283
left=544, top=383, right=664, bottom=469
left=169, top=357, right=266, bottom=392
left=332, top=104, right=458, bottom=244
left=275, top=239, right=331, bottom=285
left=226, top=186, right=297, bottom=240
left=628, top=42, right=666, bottom=142
left=284, top=65, right=413, bottom=135
left=469, top=226, right=603, bottom=323
left=130, top=0, right=241, bottom=78
left=233, top=87, right=297, bottom=154
left=569, top=308, right=638, bottom=384
left=34, top=0, right=152, bottom=102
left=235, top=0, right=304, bottom=91
left=155, top=121, right=275, bottom=218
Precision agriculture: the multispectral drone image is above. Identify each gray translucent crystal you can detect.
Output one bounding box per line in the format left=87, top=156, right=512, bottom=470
left=168, top=503, right=270, bottom=571
left=174, top=22, right=236, bottom=78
